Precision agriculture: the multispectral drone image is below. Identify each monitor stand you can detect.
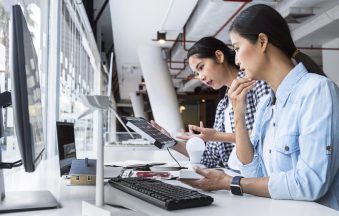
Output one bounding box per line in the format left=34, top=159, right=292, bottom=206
left=0, top=190, right=58, bottom=213
left=0, top=91, right=58, bottom=213
left=0, top=154, right=59, bottom=213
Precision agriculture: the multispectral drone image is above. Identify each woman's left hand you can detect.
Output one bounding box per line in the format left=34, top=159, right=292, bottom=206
left=177, top=124, right=218, bottom=142
left=229, top=78, right=256, bottom=116
left=179, top=167, right=232, bottom=191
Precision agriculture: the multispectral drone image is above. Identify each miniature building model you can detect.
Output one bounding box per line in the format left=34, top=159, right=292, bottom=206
left=69, top=158, right=96, bottom=185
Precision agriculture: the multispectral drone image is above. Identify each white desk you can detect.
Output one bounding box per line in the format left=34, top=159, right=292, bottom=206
left=2, top=155, right=339, bottom=216
left=105, top=180, right=339, bottom=216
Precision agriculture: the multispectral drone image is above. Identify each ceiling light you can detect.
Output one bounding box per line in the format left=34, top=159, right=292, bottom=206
left=179, top=105, right=186, bottom=113
left=157, top=31, right=166, bottom=44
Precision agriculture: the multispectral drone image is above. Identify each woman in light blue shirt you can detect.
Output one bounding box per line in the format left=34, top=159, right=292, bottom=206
left=180, top=4, right=339, bottom=210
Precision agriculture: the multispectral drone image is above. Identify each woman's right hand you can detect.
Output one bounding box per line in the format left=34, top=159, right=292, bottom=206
left=228, top=78, right=256, bottom=116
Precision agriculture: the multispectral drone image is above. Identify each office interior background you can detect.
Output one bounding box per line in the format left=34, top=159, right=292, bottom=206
left=0, top=0, right=339, bottom=171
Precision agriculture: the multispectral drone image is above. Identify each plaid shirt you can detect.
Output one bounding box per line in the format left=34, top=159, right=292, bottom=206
left=201, top=71, right=271, bottom=168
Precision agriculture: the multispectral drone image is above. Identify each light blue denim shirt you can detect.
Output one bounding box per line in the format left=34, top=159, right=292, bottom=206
left=238, top=63, right=339, bottom=210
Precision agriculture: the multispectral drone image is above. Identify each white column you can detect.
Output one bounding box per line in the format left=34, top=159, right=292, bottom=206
left=129, top=92, right=148, bottom=120
left=46, top=0, right=61, bottom=158
left=137, top=45, right=183, bottom=135
left=323, top=38, right=339, bottom=86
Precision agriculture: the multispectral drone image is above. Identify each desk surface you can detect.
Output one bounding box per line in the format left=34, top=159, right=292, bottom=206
left=105, top=181, right=339, bottom=216
left=3, top=156, right=339, bottom=216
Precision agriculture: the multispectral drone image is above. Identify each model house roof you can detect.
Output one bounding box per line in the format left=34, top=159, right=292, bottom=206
left=69, top=159, right=96, bottom=176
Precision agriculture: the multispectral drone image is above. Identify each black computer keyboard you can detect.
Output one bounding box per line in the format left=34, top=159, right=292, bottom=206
left=108, top=177, right=214, bottom=210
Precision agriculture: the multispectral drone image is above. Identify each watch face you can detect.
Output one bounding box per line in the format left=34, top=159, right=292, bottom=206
left=230, top=184, right=243, bottom=196
left=230, top=176, right=243, bottom=195
left=231, top=185, right=242, bottom=195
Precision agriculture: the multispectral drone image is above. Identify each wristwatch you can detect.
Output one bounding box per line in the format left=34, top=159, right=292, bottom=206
left=230, top=176, right=244, bottom=195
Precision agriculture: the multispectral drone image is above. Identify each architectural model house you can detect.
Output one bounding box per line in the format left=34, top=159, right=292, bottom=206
left=69, top=159, right=96, bottom=185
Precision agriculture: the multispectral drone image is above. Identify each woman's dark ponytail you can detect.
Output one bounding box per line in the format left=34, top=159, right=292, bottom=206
left=229, top=4, right=326, bottom=76
left=293, top=51, right=326, bottom=76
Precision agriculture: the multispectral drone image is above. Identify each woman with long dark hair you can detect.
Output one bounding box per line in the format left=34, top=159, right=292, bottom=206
left=152, top=36, right=270, bottom=170
left=181, top=4, right=339, bottom=210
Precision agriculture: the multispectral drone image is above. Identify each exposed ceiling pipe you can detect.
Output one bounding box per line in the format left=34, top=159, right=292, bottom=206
left=150, top=0, right=197, bottom=44
left=213, top=0, right=251, bottom=37
left=164, top=2, right=198, bottom=74
left=170, top=46, right=339, bottom=79
left=167, top=60, right=187, bottom=63
left=167, top=49, right=187, bottom=70
left=181, top=25, right=190, bottom=51
left=171, top=45, right=339, bottom=77
left=172, top=0, right=339, bottom=92
left=169, top=45, right=339, bottom=71
left=173, top=0, right=250, bottom=79
left=177, top=0, right=251, bottom=53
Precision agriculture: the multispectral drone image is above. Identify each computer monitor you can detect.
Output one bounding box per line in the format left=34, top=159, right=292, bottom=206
left=56, top=121, right=77, bottom=176
left=10, top=4, right=45, bottom=173
left=0, top=4, right=58, bottom=213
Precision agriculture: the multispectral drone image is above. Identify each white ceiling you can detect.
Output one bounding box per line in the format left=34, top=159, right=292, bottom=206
left=105, top=0, right=339, bottom=100
left=109, top=0, right=197, bottom=99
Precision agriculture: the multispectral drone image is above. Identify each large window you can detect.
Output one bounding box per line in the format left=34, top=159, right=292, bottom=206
left=0, top=0, right=102, bottom=163
left=59, top=0, right=100, bottom=157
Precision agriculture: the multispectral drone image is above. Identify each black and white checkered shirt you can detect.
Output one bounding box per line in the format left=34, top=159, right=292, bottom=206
left=201, top=71, right=271, bottom=168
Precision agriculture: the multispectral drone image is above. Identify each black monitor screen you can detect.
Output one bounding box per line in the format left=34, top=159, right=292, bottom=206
left=56, top=122, right=76, bottom=176
left=10, top=5, right=44, bottom=172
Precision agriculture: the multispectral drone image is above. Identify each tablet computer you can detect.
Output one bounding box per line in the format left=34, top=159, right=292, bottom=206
left=123, top=117, right=177, bottom=149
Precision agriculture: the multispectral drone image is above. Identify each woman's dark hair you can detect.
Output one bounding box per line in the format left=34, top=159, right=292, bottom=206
left=187, top=37, right=238, bottom=68
left=229, top=4, right=325, bottom=76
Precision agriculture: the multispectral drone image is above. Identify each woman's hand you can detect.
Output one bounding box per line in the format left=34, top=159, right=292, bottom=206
left=179, top=167, right=232, bottom=191
left=176, top=121, right=217, bottom=141
left=188, top=122, right=218, bottom=141
left=228, top=78, right=256, bottom=116
left=229, top=78, right=256, bottom=165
